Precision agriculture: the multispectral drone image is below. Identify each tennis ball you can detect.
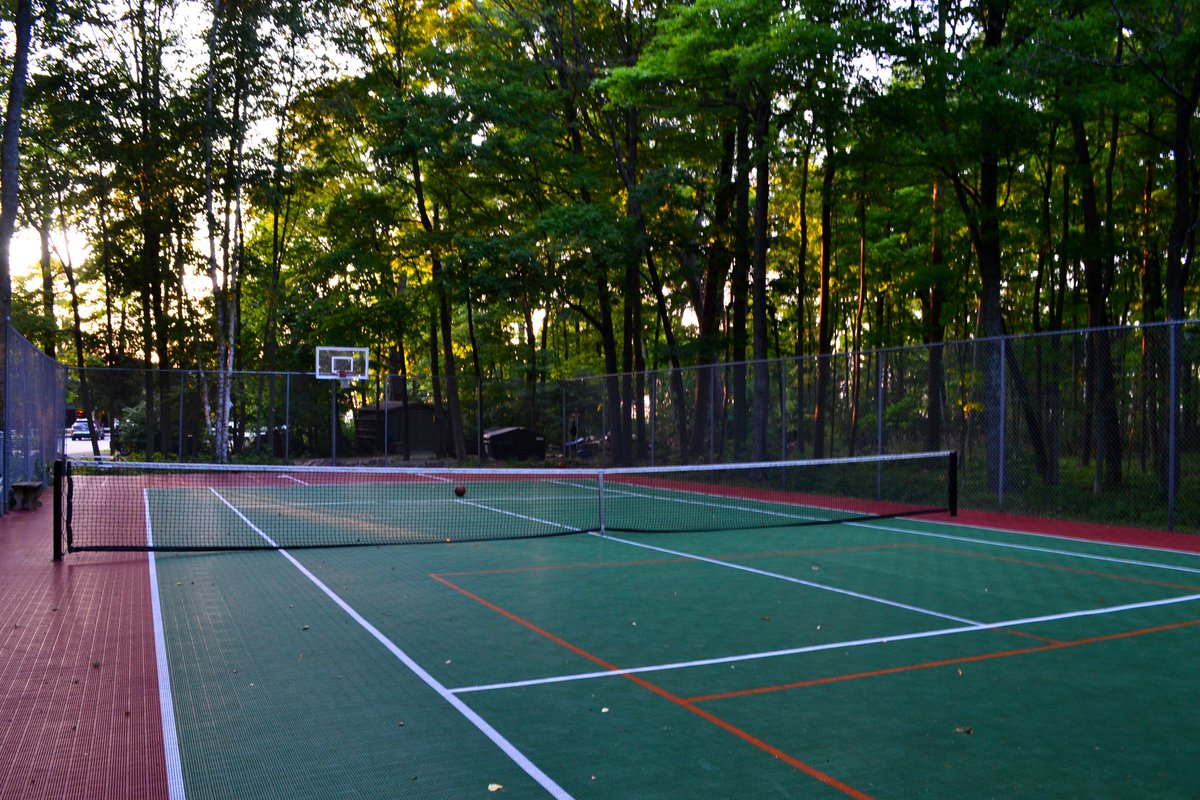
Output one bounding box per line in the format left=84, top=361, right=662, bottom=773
left=454, top=485, right=466, bottom=497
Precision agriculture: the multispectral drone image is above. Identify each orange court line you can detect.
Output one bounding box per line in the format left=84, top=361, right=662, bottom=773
left=991, top=627, right=1064, bottom=645
left=686, top=619, right=1200, bottom=703
left=435, top=557, right=691, bottom=577
left=429, top=572, right=875, bottom=800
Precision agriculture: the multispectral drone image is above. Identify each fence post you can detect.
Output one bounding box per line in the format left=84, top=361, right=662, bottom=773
left=779, top=361, right=786, bottom=461
left=1169, top=321, right=1178, bottom=530
left=284, top=374, right=291, bottom=466
left=383, top=375, right=391, bottom=467
left=177, top=372, right=185, bottom=462
left=649, top=375, right=657, bottom=467
left=2, top=325, right=8, bottom=518
left=876, top=351, right=884, bottom=498
left=709, top=362, right=716, bottom=464
left=998, top=337, right=1007, bottom=512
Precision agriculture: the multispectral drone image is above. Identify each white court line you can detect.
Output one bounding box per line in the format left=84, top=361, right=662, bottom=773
left=455, top=498, right=587, bottom=530
left=451, top=591, right=1200, bottom=694
left=280, top=475, right=309, bottom=485
left=145, top=490, right=187, bottom=800
left=452, top=526, right=1200, bottom=695
left=906, top=514, right=1200, bottom=559
left=601, top=533, right=981, bottom=625
left=205, top=487, right=574, bottom=800
left=852, top=519, right=1200, bottom=577
left=602, top=482, right=831, bottom=524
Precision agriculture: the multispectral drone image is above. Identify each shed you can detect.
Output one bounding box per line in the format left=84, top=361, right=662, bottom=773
left=483, top=426, right=546, bottom=460
left=356, top=401, right=442, bottom=456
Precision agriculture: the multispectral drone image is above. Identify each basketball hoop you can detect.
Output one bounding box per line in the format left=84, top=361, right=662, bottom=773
left=316, top=346, right=369, bottom=385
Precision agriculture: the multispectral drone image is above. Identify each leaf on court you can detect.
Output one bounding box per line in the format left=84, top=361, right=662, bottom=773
left=488, top=783, right=503, bottom=792
left=954, top=726, right=973, bottom=735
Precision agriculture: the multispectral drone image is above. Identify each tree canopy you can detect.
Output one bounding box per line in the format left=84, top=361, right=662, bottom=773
left=4, top=0, right=1199, bottom=468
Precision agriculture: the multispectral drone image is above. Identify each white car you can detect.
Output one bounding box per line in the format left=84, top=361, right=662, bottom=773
left=70, top=420, right=92, bottom=440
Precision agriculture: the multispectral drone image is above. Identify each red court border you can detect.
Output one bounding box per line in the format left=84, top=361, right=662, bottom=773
left=938, top=509, right=1200, bottom=553
left=0, top=505, right=168, bottom=800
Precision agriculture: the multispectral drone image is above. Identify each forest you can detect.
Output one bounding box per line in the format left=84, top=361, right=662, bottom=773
left=0, top=0, right=1197, bottom=500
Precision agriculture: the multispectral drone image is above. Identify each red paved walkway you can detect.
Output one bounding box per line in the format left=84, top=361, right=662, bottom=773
left=947, top=508, right=1200, bottom=553
left=0, top=503, right=167, bottom=800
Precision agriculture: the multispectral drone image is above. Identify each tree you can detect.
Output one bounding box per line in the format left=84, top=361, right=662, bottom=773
left=0, top=0, right=35, bottom=485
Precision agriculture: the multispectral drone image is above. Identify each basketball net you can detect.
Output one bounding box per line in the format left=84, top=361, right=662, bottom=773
left=337, top=369, right=352, bottom=389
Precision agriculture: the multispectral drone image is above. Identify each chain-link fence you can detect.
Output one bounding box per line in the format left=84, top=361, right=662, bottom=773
left=66, top=320, right=1200, bottom=532
left=4, top=325, right=66, bottom=508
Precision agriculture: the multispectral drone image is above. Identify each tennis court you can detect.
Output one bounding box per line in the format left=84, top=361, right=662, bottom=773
left=30, top=455, right=1200, bottom=797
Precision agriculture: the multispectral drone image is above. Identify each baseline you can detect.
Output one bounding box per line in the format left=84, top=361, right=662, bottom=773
left=853, top=519, right=1200, bottom=577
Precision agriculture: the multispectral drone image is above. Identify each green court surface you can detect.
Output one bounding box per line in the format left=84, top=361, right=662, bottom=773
left=147, top=503, right=1200, bottom=799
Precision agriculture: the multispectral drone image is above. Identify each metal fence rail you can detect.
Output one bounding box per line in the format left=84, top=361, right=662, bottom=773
left=66, top=320, right=1200, bottom=532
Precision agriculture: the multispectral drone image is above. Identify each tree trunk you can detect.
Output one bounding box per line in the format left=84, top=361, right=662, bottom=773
left=750, top=96, right=771, bottom=462
left=730, top=111, right=751, bottom=460
left=812, top=151, right=835, bottom=458
left=204, top=0, right=231, bottom=461
left=1069, top=109, right=1121, bottom=488
left=849, top=198, right=866, bottom=456
left=0, top=0, right=33, bottom=470
left=923, top=178, right=946, bottom=452
left=685, top=125, right=736, bottom=460
left=794, top=133, right=812, bottom=456
left=409, top=158, right=465, bottom=459
left=644, top=250, right=689, bottom=462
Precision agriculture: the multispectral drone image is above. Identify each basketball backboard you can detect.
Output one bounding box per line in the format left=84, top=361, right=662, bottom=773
left=315, top=347, right=369, bottom=381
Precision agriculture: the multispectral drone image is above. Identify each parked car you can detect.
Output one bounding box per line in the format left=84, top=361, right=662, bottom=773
left=70, top=420, right=92, bottom=440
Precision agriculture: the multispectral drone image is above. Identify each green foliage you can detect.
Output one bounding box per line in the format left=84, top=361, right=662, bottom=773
left=11, top=0, right=1200, bottom=477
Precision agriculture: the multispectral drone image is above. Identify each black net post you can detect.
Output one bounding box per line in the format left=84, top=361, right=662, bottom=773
left=52, top=459, right=63, bottom=561
left=948, top=450, right=958, bottom=517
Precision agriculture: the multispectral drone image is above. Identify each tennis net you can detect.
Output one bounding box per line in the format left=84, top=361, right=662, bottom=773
left=55, top=451, right=956, bottom=553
